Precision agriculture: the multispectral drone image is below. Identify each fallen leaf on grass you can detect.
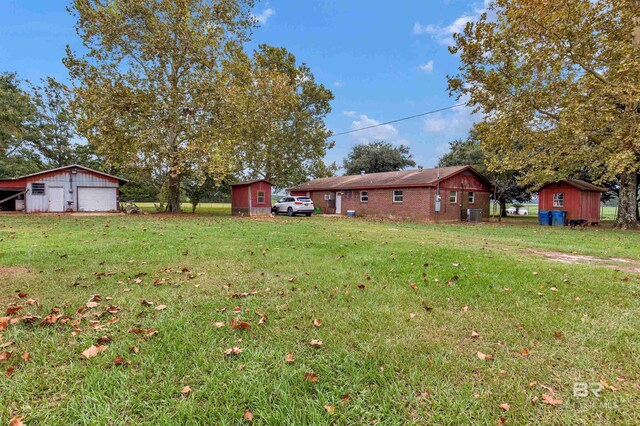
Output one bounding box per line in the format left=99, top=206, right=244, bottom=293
left=9, top=416, right=25, bottom=426
left=313, top=319, right=322, bottom=327
left=461, top=305, right=469, bottom=312
left=89, top=294, right=101, bottom=302
left=0, top=341, right=15, bottom=349
left=341, top=394, right=351, bottom=405
left=599, top=380, right=618, bottom=391
left=114, top=355, right=125, bottom=366
left=243, top=410, right=254, bottom=421
left=155, top=305, right=167, bottom=311
left=16, top=292, right=28, bottom=299
left=499, top=403, right=510, bottom=411
left=85, top=301, right=99, bottom=308
left=531, top=396, right=538, bottom=404
left=470, top=331, right=480, bottom=338
left=181, top=386, right=192, bottom=395
left=213, top=322, right=226, bottom=328
left=82, top=344, right=107, bottom=359
left=140, top=300, right=154, bottom=306
left=304, top=372, right=318, bottom=384
left=224, top=347, right=243, bottom=356
left=410, top=283, right=418, bottom=290
left=0, top=351, right=12, bottom=363
left=258, top=314, right=268, bottom=325
left=21, top=351, right=30, bottom=362
left=324, top=404, right=335, bottom=415
left=554, top=331, right=563, bottom=339
left=231, top=319, right=251, bottom=330
left=519, top=349, right=530, bottom=357
left=0, top=317, right=8, bottom=331
left=309, top=339, right=323, bottom=347
left=128, top=328, right=158, bottom=337
left=285, top=353, right=295, bottom=363
left=541, top=394, right=563, bottom=406
left=6, top=306, right=22, bottom=315
left=477, top=351, right=494, bottom=361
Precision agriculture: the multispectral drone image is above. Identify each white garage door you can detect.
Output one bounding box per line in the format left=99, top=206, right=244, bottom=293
left=78, top=187, right=118, bottom=212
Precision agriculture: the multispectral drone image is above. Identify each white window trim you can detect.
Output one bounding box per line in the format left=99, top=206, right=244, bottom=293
left=468, top=191, right=475, bottom=204
left=360, top=191, right=369, bottom=203
left=449, top=190, right=457, bottom=203
left=392, top=190, right=403, bottom=204
left=553, top=193, right=564, bottom=207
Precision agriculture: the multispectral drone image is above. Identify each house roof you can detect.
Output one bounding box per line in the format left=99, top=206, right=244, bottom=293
left=0, top=164, right=128, bottom=185
left=544, top=179, right=608, bottom=192
left=231, top=179, right=272, bottom=186
left=288, top=166, right=490, bottom=191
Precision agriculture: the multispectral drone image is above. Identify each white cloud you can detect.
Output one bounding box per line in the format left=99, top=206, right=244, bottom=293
left=254, top=8, right=275, bottom=24
left=350, top=114, right=407, bottom=145
left=343, top=111, right=357, bottom=117
left=423, top=105, right=480, bottom=135
left=414, top=2, right=488, bottom=46
left=333, top=80, right=344, bottom=88
left=418, top=60, right=434, bottom=73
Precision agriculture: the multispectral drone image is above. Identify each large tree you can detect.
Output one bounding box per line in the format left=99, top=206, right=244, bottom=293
left=0, top=72, right=40, bottom=178
left=228, top=45, right=335, bottom=189
left=65, top=0, right=256, bottom=212
left=448, top=0, right=640, bottom=228
left=343, top=141, right=416, bottom=175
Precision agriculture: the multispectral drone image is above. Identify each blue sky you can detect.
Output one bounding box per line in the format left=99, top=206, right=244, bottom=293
left=0, top=0, right=487, bottom=169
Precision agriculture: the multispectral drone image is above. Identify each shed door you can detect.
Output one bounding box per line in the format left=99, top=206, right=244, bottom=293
left=78, top=187, right=117, bottom=211
left=48, top=187, right=65, bottom=212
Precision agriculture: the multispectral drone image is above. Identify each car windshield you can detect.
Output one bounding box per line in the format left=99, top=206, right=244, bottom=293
left=297, top=198, right=312, bottom=202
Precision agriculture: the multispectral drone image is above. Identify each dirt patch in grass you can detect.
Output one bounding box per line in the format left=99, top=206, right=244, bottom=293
left=532, top=250, right=640, bottom=273
left=0, top=266, right=31, bottom=278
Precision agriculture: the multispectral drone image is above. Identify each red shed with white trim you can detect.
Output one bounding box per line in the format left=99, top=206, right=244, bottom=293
left=231, top=179, right=273, bottom=216
left=538, top=179, right=607, bottom=224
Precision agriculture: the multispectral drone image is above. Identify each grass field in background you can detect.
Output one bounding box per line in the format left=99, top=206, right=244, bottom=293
left=1, top=215, right=639, bottom=424
left=135, top=202, right=232, bottom=215
left=493, top=204, right=618, bottom=221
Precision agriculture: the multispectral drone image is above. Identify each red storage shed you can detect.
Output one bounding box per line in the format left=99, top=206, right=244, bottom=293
left=231, top=179, right=273, bottom=216
left=538, top=179, right=607, bottom=224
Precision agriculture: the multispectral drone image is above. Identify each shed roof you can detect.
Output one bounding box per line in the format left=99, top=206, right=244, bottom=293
left=544, top=179, right=607, bottom=192
left=0, top=164, right=128, bottom=185
left=231, top=179, right=272, bottom=187
left=288, top=166, right=489, bottom=191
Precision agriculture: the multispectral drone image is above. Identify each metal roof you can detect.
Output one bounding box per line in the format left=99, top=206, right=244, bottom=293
left=231, top=179, right=272, bottom=186
left=0, top=164, right=128, bottom=184
left=288, top=166, right=486, bottom=191
left=556, top=179, right=608, bottom=192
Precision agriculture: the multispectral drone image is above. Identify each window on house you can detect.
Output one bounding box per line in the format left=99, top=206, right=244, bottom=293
left=324, top=193, right=334, bottom=201
left=257, top=191, right=265, bottom=204
left=360, top=191, right=369, bottom=203
left=468, top=192, right=475, bottom=203
left=553, top=193, right=564, bottom=207
left=393, top=190, right=403, bottom=203
left=31, top=183, right=45, bottom=195
left=449, top=191, right=457, bottom=203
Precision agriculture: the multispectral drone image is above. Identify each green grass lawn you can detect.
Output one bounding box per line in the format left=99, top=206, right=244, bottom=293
left=1, top=215, right=639, bottom=424
left=494, top=204, right=618, bottom=221
left=135, top=202, right=232, bottom=215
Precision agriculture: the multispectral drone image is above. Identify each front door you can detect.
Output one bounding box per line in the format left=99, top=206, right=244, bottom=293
left=48, top=187, right=65, bottom=212
left=335, top=193, right=342, bottom=215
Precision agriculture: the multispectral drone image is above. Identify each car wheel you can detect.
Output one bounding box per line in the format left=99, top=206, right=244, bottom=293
left=287, top=207, right=294, bottom=217
left=305, top=213, right=311, bottom=217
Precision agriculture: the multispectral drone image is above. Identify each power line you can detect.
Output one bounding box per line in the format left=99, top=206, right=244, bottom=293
left=331, top=103, right=466, bottom=137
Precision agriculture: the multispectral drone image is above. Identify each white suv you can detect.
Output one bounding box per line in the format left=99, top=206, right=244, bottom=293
left=274, top=196, right=314, bottom=216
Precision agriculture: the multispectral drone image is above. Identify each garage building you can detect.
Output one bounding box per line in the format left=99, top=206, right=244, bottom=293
left=0, top=164, right=127, bottom=213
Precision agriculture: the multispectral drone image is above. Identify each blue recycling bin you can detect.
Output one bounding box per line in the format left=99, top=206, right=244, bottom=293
left=538, top=210, right=552, bottom=226
left=551, top=210, right=567, bottom=226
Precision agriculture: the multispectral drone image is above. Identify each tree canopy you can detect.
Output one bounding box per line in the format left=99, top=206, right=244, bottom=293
left=448, top=0, right=640, bottom=228
left=342, top=141, right=416, bottom=175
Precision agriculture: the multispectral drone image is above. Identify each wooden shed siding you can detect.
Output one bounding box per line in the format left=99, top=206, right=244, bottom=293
left=231, top=181, right=273, bottom=216
left=539, top=183, right=602, bottom=223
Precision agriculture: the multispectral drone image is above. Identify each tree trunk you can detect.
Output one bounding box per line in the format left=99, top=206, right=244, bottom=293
left=616, top=171, right=638, bottom=229
left=500, top=199, right=507, bottom=218
left=167, top=173, right=182, bottom=213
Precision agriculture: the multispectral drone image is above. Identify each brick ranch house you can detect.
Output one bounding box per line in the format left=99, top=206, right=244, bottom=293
left=289, top=166, right=493, bottom=222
